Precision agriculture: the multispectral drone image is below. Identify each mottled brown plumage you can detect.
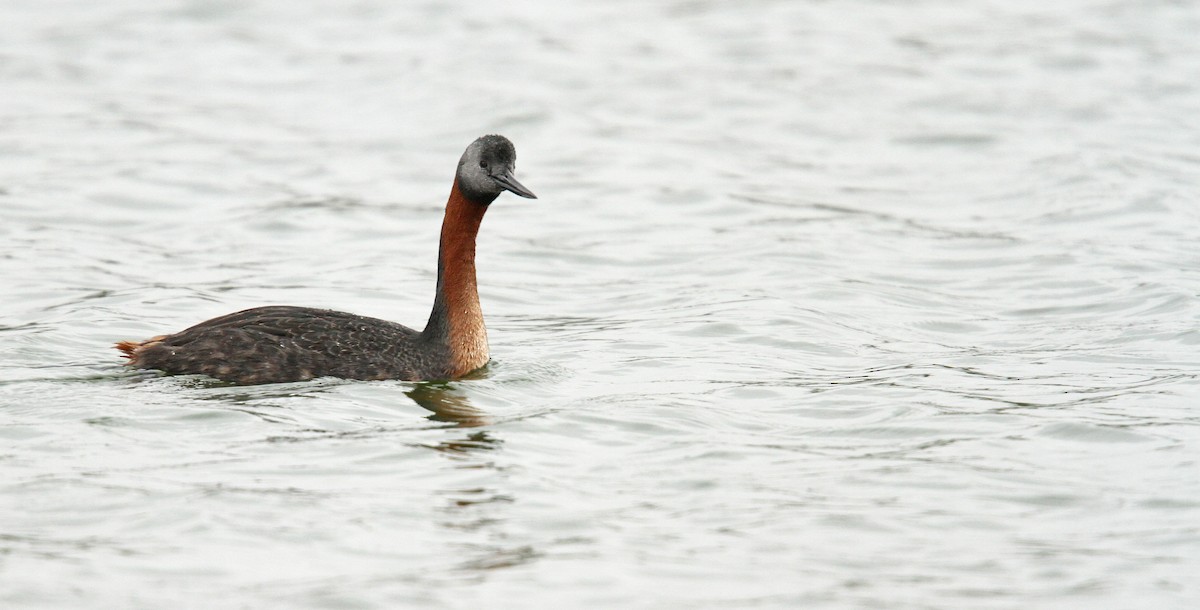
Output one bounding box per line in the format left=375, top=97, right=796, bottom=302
left=117, top=135, right=536, bottom=385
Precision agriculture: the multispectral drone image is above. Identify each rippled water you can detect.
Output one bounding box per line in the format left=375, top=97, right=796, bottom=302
left=2, top=1, right=1199, bottom=608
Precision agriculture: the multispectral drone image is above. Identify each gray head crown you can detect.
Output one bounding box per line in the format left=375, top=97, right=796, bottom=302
left=456, top=134, right=537, bottom=203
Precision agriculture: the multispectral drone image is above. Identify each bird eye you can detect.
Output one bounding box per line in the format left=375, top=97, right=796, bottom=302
left=479, top=160, right=489, bottom=169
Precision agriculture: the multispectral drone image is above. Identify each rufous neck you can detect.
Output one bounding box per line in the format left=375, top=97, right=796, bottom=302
left=423, top=179, right=491, bottom=376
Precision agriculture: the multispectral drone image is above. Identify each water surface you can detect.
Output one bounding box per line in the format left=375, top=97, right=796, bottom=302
left=2, top=1, right=1198, bottom=608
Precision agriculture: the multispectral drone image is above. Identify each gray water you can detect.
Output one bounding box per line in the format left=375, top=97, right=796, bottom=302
left=2, top=1, right=1198, bottom=608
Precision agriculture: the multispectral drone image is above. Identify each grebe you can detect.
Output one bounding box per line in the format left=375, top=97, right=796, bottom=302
left=116, top=134, right=536, bottom=385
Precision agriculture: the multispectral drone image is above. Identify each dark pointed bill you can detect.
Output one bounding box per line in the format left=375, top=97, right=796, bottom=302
left=493, top=170, right=537, bottom=199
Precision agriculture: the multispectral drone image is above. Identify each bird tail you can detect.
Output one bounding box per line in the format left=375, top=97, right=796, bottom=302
left=115, top=340, right=142, bottom=358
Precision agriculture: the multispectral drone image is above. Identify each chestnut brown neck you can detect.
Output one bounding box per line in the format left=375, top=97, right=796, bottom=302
left=422, top=179, right=491, bottom=377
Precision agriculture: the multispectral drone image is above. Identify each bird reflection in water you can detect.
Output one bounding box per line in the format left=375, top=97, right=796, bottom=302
left=183, top=376, right=532, bottom=571
left=405, top=381, right=495, bottom=430
left=407, top=383, right=534, bottom=573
